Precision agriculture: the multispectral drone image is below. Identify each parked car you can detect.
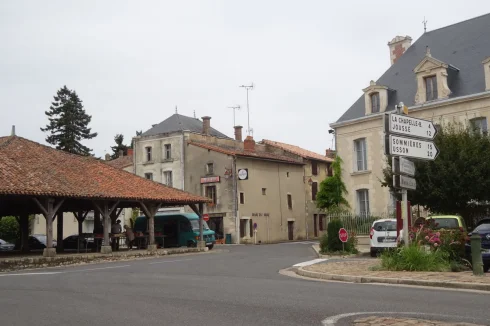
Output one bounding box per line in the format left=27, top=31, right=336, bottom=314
left=465, top=222, right=490, bottom=273
left=15, top=234, right=57, bottom=250
left=0, top=239, right=15, bottom=251
left=63, top=234, right=95, bottom=250
left=426, top=215, right=467, bottom=231
left=370, top=219, right=397, bottom=257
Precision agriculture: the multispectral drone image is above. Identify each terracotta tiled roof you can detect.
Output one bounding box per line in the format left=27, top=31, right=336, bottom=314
left=261, top=139, right=333, bottom=163
left=105, top=155, right=133, bottom=169
left=188, top=141, right=304, bottom=165
left=0, top=136, right=209, bottom=203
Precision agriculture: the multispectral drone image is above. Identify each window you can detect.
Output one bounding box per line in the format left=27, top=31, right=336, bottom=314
left=163, top=171, right=173, bottom=187
left=240, top=192, right=244, bottom=204
left=145, top=147, right=152, bottom=162
left=287, top=194, right=292, bottom=210
left=357, top=189, right=370, bottom=216
left=206, top=163, right=214, bottom=175
left=205, top=185, right=216, bottom=205
left=311, top=161, right=318, bottom=175
left=425, top=76, right=438, bottom=101
left=470, top=117, right=488, bottom=134
left=327, top=163, right=333, bottom=177
left=370, top=92, right=380, bottom=113
left=144, top=173, right=153, bottom=180
left=354, top=138, right=367, bottom=171
left=262, top=188, right=266, bottom=195
left=164, top=144, right=171, bottom=160
left=312, top=182, right=318, bottom=201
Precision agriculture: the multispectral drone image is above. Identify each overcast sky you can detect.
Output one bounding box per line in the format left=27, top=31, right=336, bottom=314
left=1, top=1, right=489, bottom=157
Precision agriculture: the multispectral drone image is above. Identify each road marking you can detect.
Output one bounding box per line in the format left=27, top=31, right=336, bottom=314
left=64, top=265, right=131, bottom=273
left=282, top=241, right=318, bottom=245
left=321, top=312, right=479, bottom=325
left=0, top=272, right=62, bottom=277
left=293, top=258, right=327, bottom=267
left=149, top=259, right=193, bottom=265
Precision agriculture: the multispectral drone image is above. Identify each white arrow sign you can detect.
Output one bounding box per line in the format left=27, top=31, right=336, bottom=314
left=386, top=113, right=437, bottom=140
left=387, top=135, right=439, bottom=160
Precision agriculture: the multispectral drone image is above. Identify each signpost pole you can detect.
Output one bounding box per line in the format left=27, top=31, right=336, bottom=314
left=401, top=189, right=409, bottom=247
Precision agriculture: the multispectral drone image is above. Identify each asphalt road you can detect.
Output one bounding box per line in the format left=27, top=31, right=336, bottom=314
left=0, top=242, right=489, bottom=326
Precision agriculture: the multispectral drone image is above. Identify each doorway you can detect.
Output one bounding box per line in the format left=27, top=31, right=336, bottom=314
left=209, top=216, right=223, bottom=240
left=313, top=214, right=318, bottom=237
left=288, top=221, right=294, bottom=240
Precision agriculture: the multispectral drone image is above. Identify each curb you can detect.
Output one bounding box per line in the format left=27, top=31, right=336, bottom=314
left=295, top=266, right=490, bottom=292
left=311, top=245, right=370, bottom=259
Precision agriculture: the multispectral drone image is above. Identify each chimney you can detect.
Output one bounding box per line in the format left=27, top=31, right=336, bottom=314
left=244, top=136, right=255, bottom=151
left=105, top=153, right=111, bottom=161
left=118, top=149, right=124, bottom=157
left=388, top=36, right=412, bottom=65
left=127, top=148, right=134, bottom=157
left=11, top=125, right=15, bottom=136
left=234, top=126, right=243, bottom=141
left=201, top=116, right=211, bottom=135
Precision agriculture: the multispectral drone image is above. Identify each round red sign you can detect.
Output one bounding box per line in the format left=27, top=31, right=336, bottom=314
left=203, top=214, right=209, bottom=222
left=338, top=228, right=348, bottom=243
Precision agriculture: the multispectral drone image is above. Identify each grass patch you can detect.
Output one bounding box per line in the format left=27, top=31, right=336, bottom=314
left=380, top=245, right=451, bottom=272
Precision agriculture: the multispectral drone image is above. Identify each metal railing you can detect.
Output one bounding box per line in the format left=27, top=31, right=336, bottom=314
left=325, top=212, right=395, bottom=235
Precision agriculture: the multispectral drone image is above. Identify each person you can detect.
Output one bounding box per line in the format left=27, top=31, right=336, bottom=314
left=111, top=220, right=122, bottom=250
left=124, top=225, right=135, bottom=250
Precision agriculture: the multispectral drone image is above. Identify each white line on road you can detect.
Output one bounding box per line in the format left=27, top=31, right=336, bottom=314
left=0, top=272, right=62, bottom=277
left=321, top=312, right=478, bottom=325
left=293, top=259, right=327, bottom=267
left=149, top=259, right=193, bottom=265
left=64, top=265, right=131, bottom=273
left=282, top=241, right=318, bottom=245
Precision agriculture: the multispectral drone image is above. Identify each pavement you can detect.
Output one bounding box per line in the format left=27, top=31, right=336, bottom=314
left=1, top=241, right=489, bottom=325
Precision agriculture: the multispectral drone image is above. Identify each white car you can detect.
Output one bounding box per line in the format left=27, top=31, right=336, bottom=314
left=370, top=219, right=397, bottom=257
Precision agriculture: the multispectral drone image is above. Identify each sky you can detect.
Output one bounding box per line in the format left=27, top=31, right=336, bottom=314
left=1, top=1, right=489, bottom=157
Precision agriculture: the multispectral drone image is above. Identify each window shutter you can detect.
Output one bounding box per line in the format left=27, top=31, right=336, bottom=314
left=363, top=139, right=367, bottom=171
left=312, top=182, right=318, bottom=201
left=433, top=77, right=438, bottom=99
left=425, top=78, right=431, bottom=101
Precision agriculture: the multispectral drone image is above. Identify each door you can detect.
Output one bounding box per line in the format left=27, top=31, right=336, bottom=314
left=288, top=221, right=294, bottom=241
left=313, top=214, right=318, bottom=237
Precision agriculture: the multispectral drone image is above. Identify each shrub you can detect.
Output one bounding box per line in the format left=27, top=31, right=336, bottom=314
left=327, top=219, right=343, bottom=252
left=0, top=216, right=20, bottom=243
left=380, top=244, right=451, bottom=272
left=319, top=233, right=329, bottom=254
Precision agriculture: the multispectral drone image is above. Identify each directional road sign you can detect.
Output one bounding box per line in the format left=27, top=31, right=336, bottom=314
left=386, top=134, right=439, bottom=160
left=393, top=175, right=417, bottom=190
left=385, top=113, right=437, bottom=140
left=392, top=157, right=416, bottom=176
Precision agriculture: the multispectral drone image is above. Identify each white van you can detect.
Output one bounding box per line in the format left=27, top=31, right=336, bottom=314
left=370, top=219, right=397, bottom=257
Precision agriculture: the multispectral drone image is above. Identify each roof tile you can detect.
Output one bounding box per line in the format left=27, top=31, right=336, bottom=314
left=261, top=140, right=333, bottom=163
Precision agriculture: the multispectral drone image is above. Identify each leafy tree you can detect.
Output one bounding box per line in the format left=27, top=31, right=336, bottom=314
left=316, top=156, right=350, bottom=212
left=110, top=134, right=129, bottom=159
left=41, top=85, right=97, bottom=155
left=0, top=216, right=34, bottom=243
left=382, top=122, right=490, bottom=222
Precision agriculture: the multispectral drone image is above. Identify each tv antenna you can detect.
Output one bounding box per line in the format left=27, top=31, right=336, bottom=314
left=228, top=105, right=241, bottom=127
left=422, top=17, right=428, bottom=33
left=239, top=83, right=254, bottom=136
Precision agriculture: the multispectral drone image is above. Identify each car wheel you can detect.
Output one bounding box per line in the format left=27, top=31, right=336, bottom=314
left=207, top=244, right=214, bottom=250
left=370, top=249, right=377, bottom=257
left=484, top=264, right=490, bottom=273
left=187, top=241, right=197, bottom=248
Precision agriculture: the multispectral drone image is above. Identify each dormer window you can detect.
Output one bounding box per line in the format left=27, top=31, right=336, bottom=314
left=370, top=93, right=380, bottom=113
left=425, top=76, right=438, bottom=101
left=482, top=57, right=490, bottom=91
left=363, top=81, right=389, bottom=115
left=414, top=47, right=458, bottom=104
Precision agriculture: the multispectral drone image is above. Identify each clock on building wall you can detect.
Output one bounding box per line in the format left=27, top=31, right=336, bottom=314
left=238, top=168, right=248, bottom=180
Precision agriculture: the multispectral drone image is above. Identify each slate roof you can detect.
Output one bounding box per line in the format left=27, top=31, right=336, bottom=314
left=336, top=13, right=490, bottom=124
left=261, top=139, right=333, bottom=163
left=142, top=113, right=231, bottom=138
left=188, top=141, right=304, bottom=165
left=0, top=136, right=209, bottom=203
left=105, top=155, right=133, bottom=169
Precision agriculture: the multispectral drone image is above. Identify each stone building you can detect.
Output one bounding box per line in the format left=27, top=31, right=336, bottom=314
left=330, top=13, right=490, bottom=215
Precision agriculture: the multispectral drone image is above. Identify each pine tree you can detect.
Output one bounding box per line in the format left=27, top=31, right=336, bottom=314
left=41, top=86, right=97, bottom=155
left=110, top=134, right=129, bottom=159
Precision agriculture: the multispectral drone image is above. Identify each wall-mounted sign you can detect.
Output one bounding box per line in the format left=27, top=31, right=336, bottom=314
left=200, top=176, right=220, bottom=184
left=238, top=168, right=248, bottom=180
left=252, top=213, right=269, bottom=217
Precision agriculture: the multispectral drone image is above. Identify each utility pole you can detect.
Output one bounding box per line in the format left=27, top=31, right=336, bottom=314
left=228, top=105, right=241, bottom=127
left=239, top=84, right=254, bottom=136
